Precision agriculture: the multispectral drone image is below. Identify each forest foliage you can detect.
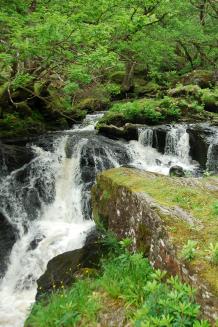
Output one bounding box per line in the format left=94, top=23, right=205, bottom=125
left=0, top=0, right=218, bottom=134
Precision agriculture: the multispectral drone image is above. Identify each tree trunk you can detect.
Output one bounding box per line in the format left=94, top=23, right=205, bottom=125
left=122, top=61, right=136, bottom=93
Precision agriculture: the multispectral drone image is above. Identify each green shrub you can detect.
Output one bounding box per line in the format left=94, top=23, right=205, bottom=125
left=208, top=243, right=218, bottom=265
left=134, top=275, right=206, bottom=327
left=98, top=97, right=182, bottom=127
left=11, top=73, right=34, bottom=91
left=26, top=247, right=210, bottom=327
left=178, top=98, right=204, bottom=113
left=181, top=240, right=198, bottom=261
left=201, top=88, right=218, bottom=109
left=27, top=280, right=101, bottom=327
left=212, top=201, right=218, bottom=215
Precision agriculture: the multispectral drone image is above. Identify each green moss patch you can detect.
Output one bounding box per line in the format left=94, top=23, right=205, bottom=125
left=97, top=168, right=218, bottom=295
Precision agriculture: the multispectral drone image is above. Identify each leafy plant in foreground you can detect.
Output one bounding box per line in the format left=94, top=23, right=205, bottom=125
left=26, top=240, right=211, bottom=327
left=207, top=243, right=218, bottom=265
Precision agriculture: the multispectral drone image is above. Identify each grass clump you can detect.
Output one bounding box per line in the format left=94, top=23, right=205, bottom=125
left=208, top=243, right=218, bottom=266
left=181, top=240, right=198, bottom=262
left=26, top=237, right=211, bottom=327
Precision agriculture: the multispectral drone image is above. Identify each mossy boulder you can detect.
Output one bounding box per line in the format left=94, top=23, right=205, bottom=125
left=134, top=79, right=160, bottom=96
left=92, top=168, right=218, bottom=323
left=168, top=84, right=202, bottom=99
left=97, top=123, right=138, bottom=141
left=75, top=97, right=110, bottom=112
left=179, top=70, right=217, bottom=88
left=201, top=88, right=218, bottom=113
left=0, top=82, right=10, bottom=117
left=74, top=84, right=111, bottom=113
left=96, top=111, right=127, bottom=128
left=109, top=71, right=126, bottom=84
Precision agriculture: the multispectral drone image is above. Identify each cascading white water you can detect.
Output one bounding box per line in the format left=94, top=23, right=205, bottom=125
left=128, top=125, right=197, bottom=175
left=164, top=125, right=190, bottom=163
left=138, top=128, right=153, bottom=147
left=0, top=136, right=94, bottom=327
left=74, top=112, right=105, bottom=131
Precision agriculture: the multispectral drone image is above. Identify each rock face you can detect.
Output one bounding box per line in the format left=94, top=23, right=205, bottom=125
left=0, top=212, right=17, bottom=277
left=0, top=141, right=34, bottom=176
left=36, top=230, right=106, bottom=300
left=79, top=134, right=130, bottom=219
left=92, top=168, right=218, bottom=323
left=97, top=123, right=138, bottom=141
left=187, top=124, right=218, bottom=170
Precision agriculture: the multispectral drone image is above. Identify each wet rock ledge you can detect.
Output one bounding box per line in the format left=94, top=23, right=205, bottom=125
left=91, top=168, right=218, bottom=323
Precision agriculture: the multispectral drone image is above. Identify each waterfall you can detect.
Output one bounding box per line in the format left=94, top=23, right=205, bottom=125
left=138, top=128, right=153, bottom=147
left=0, top=136, right=94, bottom=327
left=0, top=113, right=131, bottom=327
left=164, top=125, right=190, bottom=163
left=128, top=125, right=196, bottom=175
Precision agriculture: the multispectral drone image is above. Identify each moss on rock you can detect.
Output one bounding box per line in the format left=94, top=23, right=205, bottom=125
left=92, top=168, right=218, bottom=322
left=179, top=70, right=217, bottom=88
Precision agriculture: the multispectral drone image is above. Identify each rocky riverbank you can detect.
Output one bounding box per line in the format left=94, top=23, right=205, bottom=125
left=92, top=167, right=218, bottom=323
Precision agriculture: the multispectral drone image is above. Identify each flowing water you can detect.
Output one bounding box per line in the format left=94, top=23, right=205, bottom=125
left=0, top=117, right=216, bottom=326
left=128, top=125, right=196, bottom=175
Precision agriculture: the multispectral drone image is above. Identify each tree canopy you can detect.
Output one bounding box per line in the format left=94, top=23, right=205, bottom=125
left=0, top=0, right=217, bottom=135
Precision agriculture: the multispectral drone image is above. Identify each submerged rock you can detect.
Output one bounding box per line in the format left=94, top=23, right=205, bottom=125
left=169, top=165, right=185, bottom=177
left=0, top=142, right=34, bottom=175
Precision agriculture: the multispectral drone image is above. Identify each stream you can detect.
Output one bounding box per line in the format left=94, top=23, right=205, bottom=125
left=0, top=114, right=217, bottom=327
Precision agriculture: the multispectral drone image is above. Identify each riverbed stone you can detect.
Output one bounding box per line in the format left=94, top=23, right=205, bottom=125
left=169, top=165, right=185, bottom=177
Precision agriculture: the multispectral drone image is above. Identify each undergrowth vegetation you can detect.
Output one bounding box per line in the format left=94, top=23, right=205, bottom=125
left=26, top=237, right=211, bottom=327
left=96, top=93, right=209, bottom=128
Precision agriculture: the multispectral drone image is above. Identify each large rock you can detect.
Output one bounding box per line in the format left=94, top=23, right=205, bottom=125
left=0, top=212, right=17, bottom=277
left=179, top=70, right=217, bottom=88
left=187, top=124, right=217, bottom=169
left=79, top=134, right=131, bottom=219
left=92, top=168, right=218, bottom=323
left=97, top=123, right=138, bottom=141
left=169, top=165, right=185, bottom=177
left=0, top=142, right=34, bottom=175
left=36, top=229, right=106, bottom=300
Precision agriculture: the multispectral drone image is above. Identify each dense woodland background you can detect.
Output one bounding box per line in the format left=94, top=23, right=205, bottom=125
left=0, top=0, right=218, bottom=136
